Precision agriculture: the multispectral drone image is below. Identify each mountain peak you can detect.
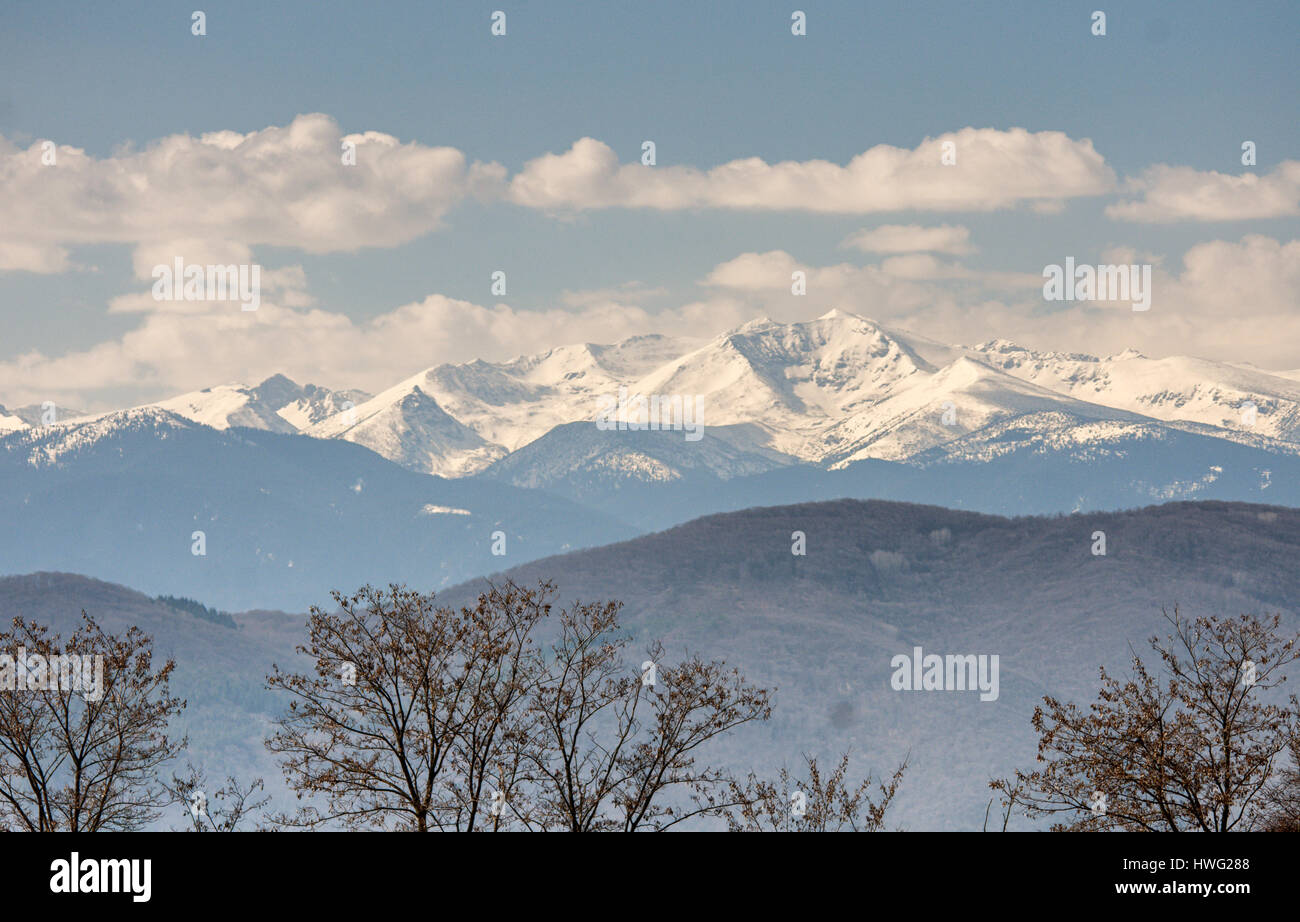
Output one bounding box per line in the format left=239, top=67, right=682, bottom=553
left=733, top=316, right=777, bottom=333
left=0, top=404, right=25, bottom=433
left=257, top=373, right=298, bottom=388
left=253, top=373, right=304, bottom=409
left=399, top=384, right=444, bottom=410
left=815, top=308, right=874, bottom=326
left=1105, top=347, right=1147, bottom=362
left=2, top=406, right=197, bottom=467
left=973, top=338, right=1027, bottom=354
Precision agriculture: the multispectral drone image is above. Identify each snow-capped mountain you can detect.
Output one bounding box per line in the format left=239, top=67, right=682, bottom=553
left=0, top=405, right=25, bottom=433
left=971, top=341, right=1300, bottom=443
left=148, top=374, right=370, bottom=435
left=0, top=406, right=199, bottom=468
left=7, top=311, right=1300, bottom=591
left=304, top=333, right=699, bottom=476
left=308, top=379, right=505, bottom=478
left=17, top=311, right=1300, bottom=483
left=415, top=333, right=699, bottom=450
left=820, top=356, right=1150, bottom=467
left=405, top=310, right=1300, bottom=479
left=307, top=310, right=1143, bottom=476
left=483, top=421, right=795, bottom=497
left=0, top=402, right=88, bottom=429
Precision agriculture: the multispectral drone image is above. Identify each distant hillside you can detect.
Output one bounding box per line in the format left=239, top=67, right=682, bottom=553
left=154, top=594, right=238, bottom=629
left=0, top=409, right=639, bottom=611
left=477, top=421, right=1300, bottom=530
left=441, top=499, right=1300, bottom=830
left=5, top=499, right=1299, bottom=830
left=0, top=572, right=307, bottom=825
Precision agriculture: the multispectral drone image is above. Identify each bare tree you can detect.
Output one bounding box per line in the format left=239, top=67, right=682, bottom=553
left=523, top=600, right=773, bottom=831
left=267, top=582, right=774, bottom=831
left=984, top=775, right=1023, bottom=832
left=727, top=752, right=907, bottom=831
left=1262, top=735, right=1300, bottom=831
left=166, top=763, right=271, bottom=831
left=0, top=615, right=185, bottom=831
left=266, top=584, right=473, bottom=830
left=266, top=581, right=560, bottom=830
left=440, top=581, right=550, bottom=831
left=992, top=608, right=1299, bottom=831
left=263, top=585, right=769, bottom=832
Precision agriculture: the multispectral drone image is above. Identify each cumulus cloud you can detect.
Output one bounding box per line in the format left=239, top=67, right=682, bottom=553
left=0, top=285, right=754, bottom=409
left=1107, top=161, right=1300, bottom=222
left=1163, top=234, right=1300, bottom=316
left=558, top=281, right=669, bottom=309
left=950, top=237, right=1300, bottom=367
left=0, top=241, right=72, bottom=274
left=509, top=128, right=1116, bottom=213
left=106, top=239, right=314, bottom=314
left=703, top=249, right=1038, bottom=296
left=698, top=236, right=1300, bottom=369
left=0, top=114, right=505, bottom=265
left=7, top=113, right=1300, bottom=407
left=4, top=236, right=1299, bottom=409
left=841, top=224, right=974, bottom=255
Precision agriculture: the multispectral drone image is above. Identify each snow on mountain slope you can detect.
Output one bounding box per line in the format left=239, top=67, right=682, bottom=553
left=0, top=406, right=25, bottom=433
left=276, top=382, right=373, bottom=429
left=484, top=421, right=797, bottom=491
left=415, top=333, right=701, bottom=451
left=309, top=380, right=506, bottom=477
left=972, top=341, right=1300, bottom=443
left=412, top=359, right=601, bottom=451
left=637, top=311, right=930, bottom=423
left=2, top=404, right=88, bottom=426
left=0, top=406, right=198, bottom=468
left=152, top=383, right=298, bottom=433
left=149, top=374, right=367, bottom=435
left=26, top=310, right=1300, bottom=481
left=914, top=412, right=1187, bottom=466
left=823, top=356, right=1145, bottom=466
left=512, top=334, right=695, bottom=386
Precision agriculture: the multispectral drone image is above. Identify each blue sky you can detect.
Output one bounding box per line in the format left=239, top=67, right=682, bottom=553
left=1, top=0, right=1297, bottom=407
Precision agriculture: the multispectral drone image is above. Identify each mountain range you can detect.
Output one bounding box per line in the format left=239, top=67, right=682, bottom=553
left=11, top=311, right=1300, bottom=478
left=0, top=408, right=636, bottom=610
left=5, top=311, right=1300, bottom=606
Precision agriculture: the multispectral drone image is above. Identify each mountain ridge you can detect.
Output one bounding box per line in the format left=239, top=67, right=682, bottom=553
left=11, top=312, right=1300, bottom=482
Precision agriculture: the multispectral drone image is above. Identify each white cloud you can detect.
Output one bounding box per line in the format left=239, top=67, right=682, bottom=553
left=0, top=287, right=750, bottom=409
left=1164, top=234, right=1300, bottom=316
left=876, top=253, right=1039, bottom=288
left=106, top=240, right=314, bottom=315
left=703, top=249, right=1038, bottom=296
left=558, top=281, right=669, bottom=309
left=0, top=114, right=505, bottom=266
left=930, top=236, right=1300, bottom=368
left=841, top=224, right=974, bottom=255
left=509, top=128, right=1116, bottom=213
left=0, top=240, right=72, bottom=274
left=1107, top=161, right=1300, bottom=222
left=699, top=237, right=1300, bottom=369
left=4, top=236, right=1298, bottom=409
left=6, top=111, right=1299, bottom=406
